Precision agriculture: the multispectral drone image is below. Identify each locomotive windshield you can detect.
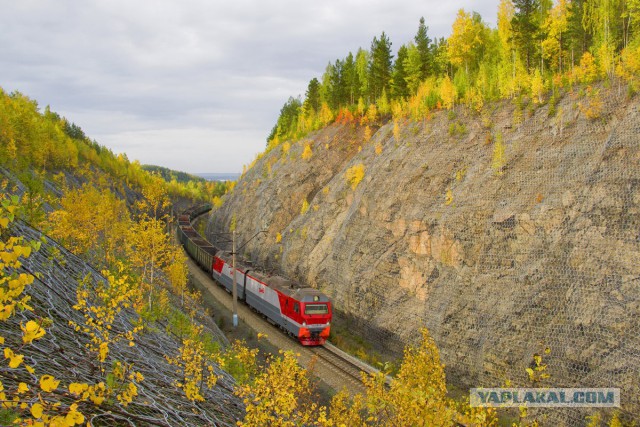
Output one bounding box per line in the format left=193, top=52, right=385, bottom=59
left=304, top=303, right=329, bottom=315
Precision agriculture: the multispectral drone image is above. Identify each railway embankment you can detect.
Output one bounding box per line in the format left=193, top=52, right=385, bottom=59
left=209, top=83, right=640, bottom=423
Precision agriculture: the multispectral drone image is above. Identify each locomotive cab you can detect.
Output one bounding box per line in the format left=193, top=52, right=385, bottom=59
left=296, top=292, right=332, bottom=346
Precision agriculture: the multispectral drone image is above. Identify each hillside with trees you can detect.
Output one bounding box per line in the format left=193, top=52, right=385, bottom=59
left=209, top=0, right=640, bottom=425
left=266, top=0, right=640, bottom=148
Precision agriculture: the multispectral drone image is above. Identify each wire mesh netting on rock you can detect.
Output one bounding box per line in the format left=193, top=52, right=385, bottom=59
left=2, top=222, right=244, bottom=426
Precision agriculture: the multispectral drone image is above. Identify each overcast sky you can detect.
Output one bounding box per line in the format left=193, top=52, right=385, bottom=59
left=1, top=0, right=498, bottom=174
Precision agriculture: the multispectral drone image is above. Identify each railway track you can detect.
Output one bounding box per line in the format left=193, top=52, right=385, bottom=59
left=310, top=343, right=393, bottom=386
left=186, top=216, right=469, bottom=426
left=183, top=213, right=384, bottom=394
left=309, top=345, right=368, bottom=385
left=184, top=250, right=369, bottom=394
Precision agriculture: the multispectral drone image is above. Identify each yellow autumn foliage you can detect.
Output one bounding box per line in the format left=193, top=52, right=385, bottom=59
left=21, top=320, right=46, bottom=344
left=236, top=350, right=328, bottom=427
left=440, top=75, right=457, bottom=110
left=39, top=375, right=60, bottom=393
left=300, top=199, right=310, bottom=214
left=166, top=328, right=219, bottom=402
left=47, top=185, right=130, bottom=268
left=301, top=144, right=313, bottom=160
left=492, top=131, right=506, bottom=175
left=345, top=164, right=365, bottom=190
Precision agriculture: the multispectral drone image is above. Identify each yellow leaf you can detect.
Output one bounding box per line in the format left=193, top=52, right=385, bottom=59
left=4, top=348, right=24, bottom=369
left=40, top=375, right=60, bottom=392
left=525, top=367, right=535, bottom=380
left=65, top=404, right=85, bottom=425
left=31, top=402, right=44, bottom=418
left=20, top=246, right=31, bottom=258
left=17, top=383, right=28, bottom=394
left=445, top=188, right=453, bottom=206
left=68, top=383, right=88, bottom=395
left=90, top=394, right=104, bottom=405
left=21, top=320, right=46, bottom=344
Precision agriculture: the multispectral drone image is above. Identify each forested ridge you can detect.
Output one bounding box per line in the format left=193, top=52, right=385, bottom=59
left=267, top=0, right=640, bottom=147
left=0, top=87, right=226, bottom=214
left=141, top=165, right=206, bottom=185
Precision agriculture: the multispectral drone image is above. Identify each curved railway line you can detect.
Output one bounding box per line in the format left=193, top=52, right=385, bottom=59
left=183, top=208, right=468, bottom=427
left=181, top=208, right=378, bottom=395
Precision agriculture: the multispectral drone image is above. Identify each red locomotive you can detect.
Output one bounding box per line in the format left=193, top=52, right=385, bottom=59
left=177, top=205, right=332, bottom=346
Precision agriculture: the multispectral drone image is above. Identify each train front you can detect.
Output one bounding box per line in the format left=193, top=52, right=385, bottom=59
left=298, top=291, right=332, bottom=346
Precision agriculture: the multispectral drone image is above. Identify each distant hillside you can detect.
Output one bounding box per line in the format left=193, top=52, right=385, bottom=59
left=142, top=164, right=206, bottom=183
left=195, top=173, right=241, bottom=182
left=0, top=88, right=218, bottom=209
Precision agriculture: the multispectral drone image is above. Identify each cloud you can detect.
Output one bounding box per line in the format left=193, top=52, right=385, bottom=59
left=0, top=0, right=498, bottom=173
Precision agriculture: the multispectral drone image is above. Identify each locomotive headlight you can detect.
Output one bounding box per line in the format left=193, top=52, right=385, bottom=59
left=302, top=321, right=307, bottom=327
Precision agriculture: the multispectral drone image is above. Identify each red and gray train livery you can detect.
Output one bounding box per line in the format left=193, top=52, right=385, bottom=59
left=177, top=205, right=332, bottom=346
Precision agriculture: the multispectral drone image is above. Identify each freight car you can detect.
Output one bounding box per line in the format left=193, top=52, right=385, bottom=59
left=177, top=205, right=331, bottom=346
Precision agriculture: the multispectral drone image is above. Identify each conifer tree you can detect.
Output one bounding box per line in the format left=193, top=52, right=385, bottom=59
left=415, top=17, right=433, bottom=79
left=327, top=59, right=346, bottom=109
left=512, top=0, right=542, bottom=70
left=369, top=32, right=394, bottom=101
left=343, top=52, right=359, bottom=105
left=303, top=78, right=321, bottom=114
left=392, top=45, right=410, bottom=99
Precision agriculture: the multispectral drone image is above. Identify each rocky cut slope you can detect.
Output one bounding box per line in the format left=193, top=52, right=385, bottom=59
left=209, top=85, right=640, bottom=422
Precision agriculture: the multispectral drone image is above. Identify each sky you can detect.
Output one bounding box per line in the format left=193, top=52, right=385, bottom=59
left=1, top=0, right=498, bottom=174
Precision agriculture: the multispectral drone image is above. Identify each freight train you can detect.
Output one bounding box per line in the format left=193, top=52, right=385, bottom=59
left=177, top=205, right=332, bottom=346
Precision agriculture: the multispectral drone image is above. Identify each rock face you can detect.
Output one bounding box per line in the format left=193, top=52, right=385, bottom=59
left=210, top=86, right=640, bottom=422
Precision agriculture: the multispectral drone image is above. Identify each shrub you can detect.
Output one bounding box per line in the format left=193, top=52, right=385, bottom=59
left=345, top=164, right=365, bottom=190
left=301, top=144, right=312, bottom=160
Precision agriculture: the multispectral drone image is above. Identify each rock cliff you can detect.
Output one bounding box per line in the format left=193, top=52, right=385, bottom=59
left=209, top=85, right=640, bottom=422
